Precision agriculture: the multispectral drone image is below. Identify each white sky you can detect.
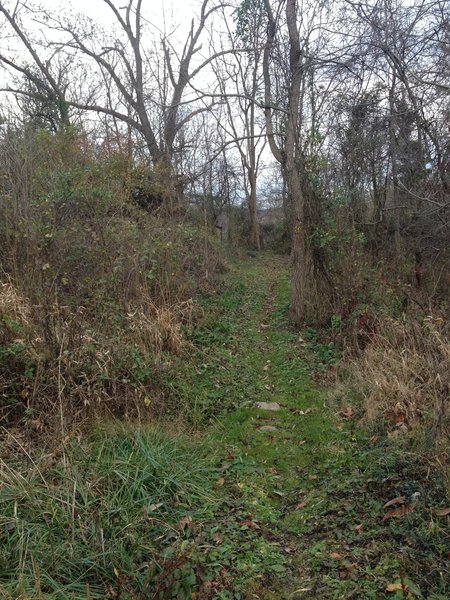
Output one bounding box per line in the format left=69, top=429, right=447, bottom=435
left=0, top=0, right=225, bottom=102
left=43, top=0, right=205, bottom=34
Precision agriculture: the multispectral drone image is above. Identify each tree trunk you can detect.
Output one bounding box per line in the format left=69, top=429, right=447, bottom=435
left=154, top=154, right=178, bottom=213
left=288, top=164, right=306, bottom=321
left=388, top=73, right=401, bottom=257
left=248, top=172, right=261, bottom=250
left=263, top=0, right=306, bottom=321
left=285, top=0, right=305, bottom=321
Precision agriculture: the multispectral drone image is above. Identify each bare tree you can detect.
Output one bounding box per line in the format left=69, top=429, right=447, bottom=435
left=0, top=1, right=230, bottom=200
left=333, top=0, right=449, bottom=262
left=211, top=0, right=268, bottom=249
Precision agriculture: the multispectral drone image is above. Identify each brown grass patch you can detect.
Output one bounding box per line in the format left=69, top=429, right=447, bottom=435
left=127, top=297, right=194, bottom=358
left=334, top=316, right=450, bottom=451
left=0, top=280, right=32, bottom=339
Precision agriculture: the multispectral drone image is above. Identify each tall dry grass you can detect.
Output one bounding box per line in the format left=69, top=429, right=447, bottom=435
left=334, top=315, right=449, bottom=455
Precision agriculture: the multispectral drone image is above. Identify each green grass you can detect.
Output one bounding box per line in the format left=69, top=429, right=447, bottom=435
left=0, top=426, right=219, bottom=599
left=1, top=253, right=448, bottom=599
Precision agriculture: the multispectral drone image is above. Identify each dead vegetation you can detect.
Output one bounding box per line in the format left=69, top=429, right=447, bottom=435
left=333, top=314, right=450, bottom=454
left=0, top=127, right=224, bottom=437
left=127, top=297, right=194, bottom=358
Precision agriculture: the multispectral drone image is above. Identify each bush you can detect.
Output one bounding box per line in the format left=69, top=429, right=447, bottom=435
left=0, top=125, right=225, bottom=432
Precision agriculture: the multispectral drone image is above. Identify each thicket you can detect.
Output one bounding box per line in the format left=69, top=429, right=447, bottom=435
left=305, top=177, right=450, bottom=454
left=0, top=126, right=224, bottom=435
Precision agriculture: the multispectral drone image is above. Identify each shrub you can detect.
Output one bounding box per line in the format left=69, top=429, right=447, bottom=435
left=0, top=126, right=225, bottom=433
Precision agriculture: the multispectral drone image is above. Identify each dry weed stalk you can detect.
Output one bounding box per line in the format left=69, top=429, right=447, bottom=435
left=344, top=317, right=449, bottom=444
left=127, top=297, right=194, bottom=358
left=0, top=280, right=32, bottom=329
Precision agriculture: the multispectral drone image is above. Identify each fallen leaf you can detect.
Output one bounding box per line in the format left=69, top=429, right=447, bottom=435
left=177, top=515, right=193, bottom=530
left=148, top=502, right=163, bottom=512
left=395, top=412, right=407, bottom=425
left=338, top=407, right=354, bottom=419
left=383, top=502, right=416, bottom=520
left=344, top=562, right=358, bottom=572
left=107, top=585, right=119, bottom=598
left=354, top=524, right=363, bottom=532
left=240, top=520, right=260, bottom=530
left=383, top=495, right=406, bottom=509
left=295, top=501, right=307, bottom=510
left=330, top=552, right=343, bottom=560
left=215, top=478, right=225, bottom=488
left=432, top=507, right=450, bottom=517
left=212, top=532, right=222, bottom=544
left=308, top=475, right=318, bottom=480
left=386, top=582, right=408, bottom=593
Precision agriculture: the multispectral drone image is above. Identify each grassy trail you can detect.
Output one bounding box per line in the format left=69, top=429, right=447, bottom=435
left=0, top=253, right=448, bottom=599
left=181, top=253, right=448, bottom=599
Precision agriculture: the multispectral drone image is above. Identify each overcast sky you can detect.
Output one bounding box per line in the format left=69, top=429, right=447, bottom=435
left=0, top=0, right=224, bottom=92
left=44, top=0, right=205, bottom=34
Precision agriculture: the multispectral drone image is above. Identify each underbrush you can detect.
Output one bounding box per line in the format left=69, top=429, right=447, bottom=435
left=293, top=430, right=450, bottom=599
left=0, top=126, right=224, bottom=434
left=305, top=216, right=450, bottom=457
left=0, top=421, right=290, bottom=600
left=0, top=253, right=448, bottom=600
left=331, top=313, right=450, bottom=462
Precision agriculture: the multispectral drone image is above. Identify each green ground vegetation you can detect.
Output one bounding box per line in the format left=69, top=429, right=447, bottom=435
left=0, top=254, right=448, bottom=599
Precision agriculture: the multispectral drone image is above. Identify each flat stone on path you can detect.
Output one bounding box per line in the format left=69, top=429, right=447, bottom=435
left=255, top=401, right=281, bottom=411
left=259, top=426, right=278, bottom=432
